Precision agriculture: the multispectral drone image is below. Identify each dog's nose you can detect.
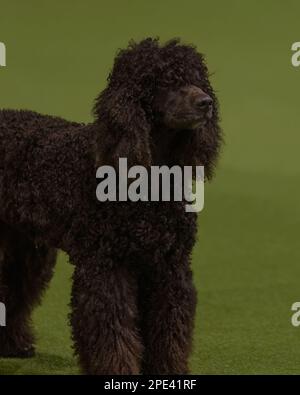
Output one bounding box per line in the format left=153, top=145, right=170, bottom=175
left=195, top=95, right=213, bottom=112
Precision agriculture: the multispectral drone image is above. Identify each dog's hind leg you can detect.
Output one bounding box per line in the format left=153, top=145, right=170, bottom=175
left=0, top=221, right=57, bottom=358
left=70, top=258, right=143, bottom=374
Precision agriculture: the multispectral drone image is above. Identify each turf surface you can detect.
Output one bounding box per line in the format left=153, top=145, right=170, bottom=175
left=1, top=0, right=300, bottom=374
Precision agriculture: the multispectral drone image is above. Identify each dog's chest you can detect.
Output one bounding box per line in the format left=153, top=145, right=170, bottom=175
left=115, top=202, right=198, bottom=255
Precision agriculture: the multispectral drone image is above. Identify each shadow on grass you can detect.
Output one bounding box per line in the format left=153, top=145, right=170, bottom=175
left=0, top=352, right=79, bottom=375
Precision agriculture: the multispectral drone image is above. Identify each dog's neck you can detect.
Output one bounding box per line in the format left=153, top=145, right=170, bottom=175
left=151, top=125, right=191, bottom=167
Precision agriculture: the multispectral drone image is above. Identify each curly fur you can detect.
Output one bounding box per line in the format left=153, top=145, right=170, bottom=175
left=0, top=38, right=222, bottom=374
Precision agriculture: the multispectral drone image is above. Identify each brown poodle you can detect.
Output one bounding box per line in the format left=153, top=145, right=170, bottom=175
left=0, top=38, right=222, bottom=374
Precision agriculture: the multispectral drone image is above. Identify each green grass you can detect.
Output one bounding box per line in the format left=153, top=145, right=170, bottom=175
left=1, top=0, right=300, bottom=374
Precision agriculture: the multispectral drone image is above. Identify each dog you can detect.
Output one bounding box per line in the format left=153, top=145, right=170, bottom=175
left=0, top=38, right=222, bottom=374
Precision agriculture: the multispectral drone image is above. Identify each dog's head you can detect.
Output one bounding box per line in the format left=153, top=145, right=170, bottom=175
left=94, top=38, right=222, bottom=179
left=153, top=85, right=213, bottom=131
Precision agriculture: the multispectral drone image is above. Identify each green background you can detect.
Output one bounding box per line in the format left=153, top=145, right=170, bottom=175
left=0, top=0, right=300, bottom=374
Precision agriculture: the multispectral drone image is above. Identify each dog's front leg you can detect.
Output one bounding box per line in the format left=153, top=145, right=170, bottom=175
left=140, top=255, right=197, bottom=375
left=70, top=258, right=143, bottom=375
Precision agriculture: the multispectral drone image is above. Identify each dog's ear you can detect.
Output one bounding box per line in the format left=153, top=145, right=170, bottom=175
left=170, top=98, right=222, bottom=181
left=174, top=78, right=222, bottom=180
left=182, top=118, right=222, bottom=180
left=94, top=87, right=152, bottom=169
left=192, top=64, right=223, bottom=180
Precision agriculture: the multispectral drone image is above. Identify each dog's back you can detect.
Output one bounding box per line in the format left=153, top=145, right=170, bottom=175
left=0, top=109, right=82, bottom=175
left=0, top=109, right=94, bottom=242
